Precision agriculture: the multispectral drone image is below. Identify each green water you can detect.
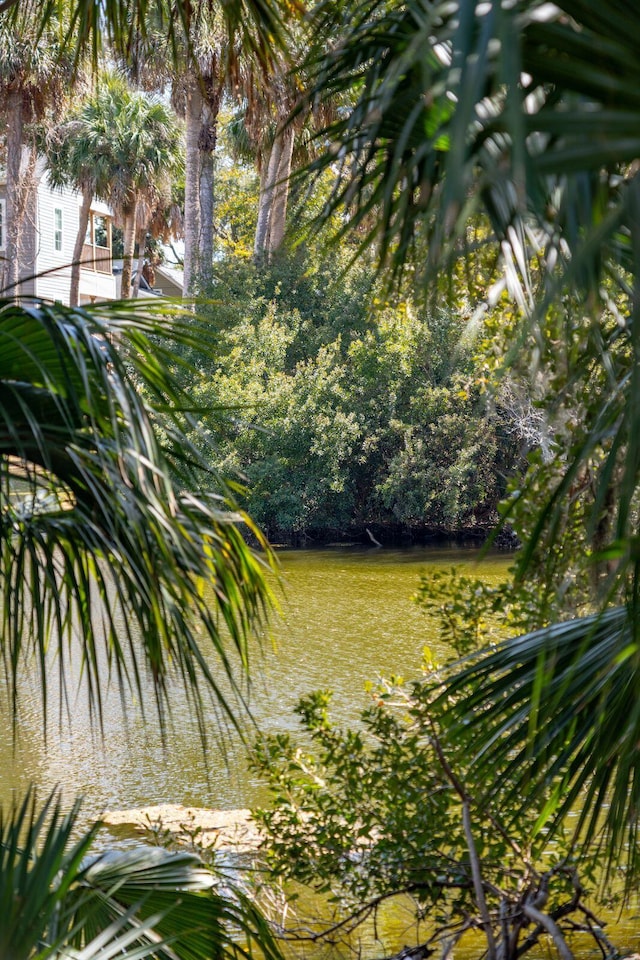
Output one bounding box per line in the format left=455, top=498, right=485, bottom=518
left=0, top=545, right=507, bottom=821
left=0, top=545, right=637, bottom=957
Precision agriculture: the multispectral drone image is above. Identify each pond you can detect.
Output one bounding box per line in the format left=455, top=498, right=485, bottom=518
left=0, top=545, right=508, bottom=822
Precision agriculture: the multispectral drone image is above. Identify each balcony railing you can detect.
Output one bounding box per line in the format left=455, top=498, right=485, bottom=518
left=82, top=243, right=112, bottom=275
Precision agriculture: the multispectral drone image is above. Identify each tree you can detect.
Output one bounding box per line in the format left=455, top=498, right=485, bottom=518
left=108, top=87, right=184, bottom=297
left=45, top=74, right=128, bottom=306
left=236, top=33, right=336, bottom=266
left=0, top=5, right=75, bottom=295
left=183, top=250, right=520, bottom=540
left=125, top=0, right=294, bottom=294
left=298, top=0, right=640, bottom=880
left=251, top=686, right=622, bottom=960
left=248, top=74, right=298, bottom=264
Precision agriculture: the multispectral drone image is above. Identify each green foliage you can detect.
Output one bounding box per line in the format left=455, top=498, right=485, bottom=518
left=251, top=685, right=618, bottom=958
left=186, top=252, right=521, bottom=537
left=46, top=73, right=184, bottom=208
left=0, top=786, right=284, bottom=960
left=436, top=606, right=640, bottom=885
left=415, top=568, right=522, bottom=656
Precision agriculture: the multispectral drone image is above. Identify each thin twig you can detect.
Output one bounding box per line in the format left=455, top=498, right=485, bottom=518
left=427, top=720, right=497, bottom=960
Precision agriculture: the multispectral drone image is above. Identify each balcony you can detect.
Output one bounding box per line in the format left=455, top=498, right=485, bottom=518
left=81, top=242, right=112, bottom=275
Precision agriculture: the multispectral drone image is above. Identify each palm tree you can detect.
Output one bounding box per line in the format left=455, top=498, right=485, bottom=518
left=126, top=0, right=295, bottom=294
left=249, top=76, right=298, bottom=263
left=0, top=6, right=76, bottom=296
left=227, top=38, right=334, bottom=265
left=296, top=0, right=640, bottom=880
left=45, top=74, right=123, bottom=306
left=110, top=89, right=184, bottom=297
left=127, top=6, right=229, bottom=293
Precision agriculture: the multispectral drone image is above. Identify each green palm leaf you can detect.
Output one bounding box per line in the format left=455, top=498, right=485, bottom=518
left=67, top=846, right=284, bottom=960
left=0, top=296, right=275, bottom=739
left=302, top=0, right=640, bottom=302
left=437, top=606, right=640, bottom=879
left=0, top=789, right=97, bottom=959
left=2, top=0, right=291, bottom=69
left=0, top=787, right=283, bottom=960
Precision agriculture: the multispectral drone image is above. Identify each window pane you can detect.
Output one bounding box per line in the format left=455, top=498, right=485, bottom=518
left=94, top=216, right=108, bottom=248
left=54, top=208, right=63, bottom=252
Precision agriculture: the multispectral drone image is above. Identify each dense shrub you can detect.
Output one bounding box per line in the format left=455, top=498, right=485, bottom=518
left=186, top=253, right=522, bottom=538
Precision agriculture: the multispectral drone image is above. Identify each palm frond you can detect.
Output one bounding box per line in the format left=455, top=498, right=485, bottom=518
left=68, top=846, right=284, bottom=960
left=2, top=0, right=294, bottom=72
left=301, top=0, right=640, bottom=299
left=0, top=296, right=275, bottom=741
left=0, top=787, right=283, bottom=960
left=0, top=788, right=97, bottom=960
left=437, top=606, right=640, bottom=881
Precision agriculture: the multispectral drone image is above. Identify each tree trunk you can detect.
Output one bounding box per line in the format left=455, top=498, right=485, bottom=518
left=198, top=89, right=221, bottom=289
left=183, top=74, right=203, bottom=298
left=267, top=124, right=294, bottom=260
left=70, top=186, right=93, bottom=307
left=120, top=200, right=138, bottom=299
left=2, top=89, right=26, bottom=295
left=132, top=224, right=147, bottom=297
left=253, top=133, right=283, bottom=264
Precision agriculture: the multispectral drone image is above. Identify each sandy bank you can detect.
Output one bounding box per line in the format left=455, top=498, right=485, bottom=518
left=103, top=804, right=263, bottom=852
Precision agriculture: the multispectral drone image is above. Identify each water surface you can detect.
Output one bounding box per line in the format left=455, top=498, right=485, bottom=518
left=0, top=546, right=509, bottom=822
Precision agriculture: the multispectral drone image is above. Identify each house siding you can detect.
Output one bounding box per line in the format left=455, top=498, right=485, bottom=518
left=34, top=175, right=79, bottom=303
left=1, top=168, right=116, bottom=305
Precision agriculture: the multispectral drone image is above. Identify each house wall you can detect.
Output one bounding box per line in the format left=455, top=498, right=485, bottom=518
left=153, top=266, right=183, bottom=298
left=79, top=270, right=117, bottom=303
left=1, top=169, right=116, bottom=305
left=34, top=175, right=80, bottom=304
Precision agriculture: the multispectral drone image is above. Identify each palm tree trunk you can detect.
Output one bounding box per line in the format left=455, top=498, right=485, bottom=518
left=70, top=186, right=93, bottom=307
left=253, top=134, right=283, bottom=264
left=2, top=89, right=26, bottom=295
left=132, top=224, right=147, bottom=297
left=183, top=74, right=203, bottom=297
left=267, top=125, right=294, bottom=260
left=198, top=95, right=220, bottom=288
left=121, top=200, right=138, bottom=299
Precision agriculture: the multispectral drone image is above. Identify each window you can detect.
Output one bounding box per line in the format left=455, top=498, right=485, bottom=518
left=0, top=199, right=5, bottom=250
left=54, top=207, right=63, bottom=252
left=93, top=215, right=108, bottom=248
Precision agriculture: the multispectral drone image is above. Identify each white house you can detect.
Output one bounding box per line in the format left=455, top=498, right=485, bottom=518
left=0, top=164, right=117, bottom=305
